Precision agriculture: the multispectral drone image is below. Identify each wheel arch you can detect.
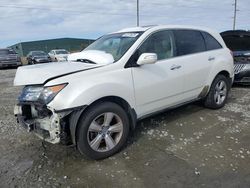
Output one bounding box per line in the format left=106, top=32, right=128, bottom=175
left=215, top=70, right=232, bottom=86
left=69, top=96, right=137, bottom=145
left=201, top=70, right=232, bottom=99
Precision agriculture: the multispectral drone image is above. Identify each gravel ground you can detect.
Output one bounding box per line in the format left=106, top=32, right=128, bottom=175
left=0, top=68, right=250, bottom=188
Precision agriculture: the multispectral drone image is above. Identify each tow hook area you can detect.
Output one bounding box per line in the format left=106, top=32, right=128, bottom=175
left=34, top=110, right=62, bottom=144
left=14, top=104, right=71, bottom=144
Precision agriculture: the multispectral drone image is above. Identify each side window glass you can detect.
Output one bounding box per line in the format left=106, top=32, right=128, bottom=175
left=138, top=30, right=175, bottom=60
left=174, top=30, right=206, bottom=56
left=201, top=32, right=222, bottom=51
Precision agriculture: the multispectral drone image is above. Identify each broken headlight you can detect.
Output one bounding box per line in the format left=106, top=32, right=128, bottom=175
left=19, top=84, right=67, bottom=104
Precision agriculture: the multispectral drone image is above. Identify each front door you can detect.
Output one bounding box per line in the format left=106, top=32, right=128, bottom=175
left=131, top=30, right=185, bottom=117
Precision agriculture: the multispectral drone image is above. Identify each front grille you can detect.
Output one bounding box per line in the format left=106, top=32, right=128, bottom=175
left=234, top=64, right=246, bottom=74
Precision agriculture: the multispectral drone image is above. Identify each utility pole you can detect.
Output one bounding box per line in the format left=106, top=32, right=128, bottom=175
left=233, top=0, right=237, bottom=30
left=137, top=0, right=139, bottom=26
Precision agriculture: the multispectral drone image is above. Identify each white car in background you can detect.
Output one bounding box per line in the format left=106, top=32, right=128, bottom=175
left=14, top=25, right=234, bottom=160
left=48, top=49, right=69, bottom=62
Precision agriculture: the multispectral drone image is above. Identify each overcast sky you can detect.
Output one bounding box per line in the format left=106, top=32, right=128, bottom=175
left=0, top=0, right=249, bottom=47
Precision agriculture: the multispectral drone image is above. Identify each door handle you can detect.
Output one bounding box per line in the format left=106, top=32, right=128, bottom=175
left=208, top=57, right=215, bottom=61
left=170, top=64, right=182, bottom=70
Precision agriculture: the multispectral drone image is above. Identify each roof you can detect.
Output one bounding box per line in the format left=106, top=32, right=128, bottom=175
left=114, top=25, right=218, bottom=33
left=113, top=25, right=226, bottom=48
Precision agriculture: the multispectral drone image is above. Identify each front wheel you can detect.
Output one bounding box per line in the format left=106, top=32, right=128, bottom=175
left=76, top=102, right=130, bottom=160
left=204, top=74, right=230, bottom=109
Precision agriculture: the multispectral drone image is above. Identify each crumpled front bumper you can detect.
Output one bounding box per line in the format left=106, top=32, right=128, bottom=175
left=14, top=103, right=71, bottom=144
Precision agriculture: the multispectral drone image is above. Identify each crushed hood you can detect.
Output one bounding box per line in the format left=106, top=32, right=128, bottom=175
left=68, top=50, right=114, bottom=65
left=14, top=62, right=102, bottom=86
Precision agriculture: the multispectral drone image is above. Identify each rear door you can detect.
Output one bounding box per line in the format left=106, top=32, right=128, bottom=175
left=131, top=30, right=185, bottom=117
left=173, top=30, right=211, bottom=100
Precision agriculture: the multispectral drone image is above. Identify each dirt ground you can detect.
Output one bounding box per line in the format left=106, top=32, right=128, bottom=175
left=0, top=68, right=250, bottom=188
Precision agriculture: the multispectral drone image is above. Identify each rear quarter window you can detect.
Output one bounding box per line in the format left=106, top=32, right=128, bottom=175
left=174, top=30, right=206, bottom=56
left=201, top=32, right=222, bottom=51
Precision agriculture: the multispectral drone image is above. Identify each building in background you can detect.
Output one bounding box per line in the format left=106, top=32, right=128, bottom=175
left=9, top=37, right=94, bottom=57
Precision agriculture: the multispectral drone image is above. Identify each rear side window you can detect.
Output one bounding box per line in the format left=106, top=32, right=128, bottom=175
left=174, top=30, right=206, bottom=56
left=202, top=32, right=222, bottom=51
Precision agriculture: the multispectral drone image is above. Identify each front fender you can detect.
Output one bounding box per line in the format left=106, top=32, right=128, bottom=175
left=47, top=68, right=136, bottom=112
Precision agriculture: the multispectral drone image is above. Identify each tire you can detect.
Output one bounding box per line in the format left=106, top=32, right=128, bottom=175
left=76, top=102, right=130, bottom=160
left=204, top=74, right=230, bottom=109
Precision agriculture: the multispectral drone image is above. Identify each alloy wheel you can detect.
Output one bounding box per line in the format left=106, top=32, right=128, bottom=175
left=214, top=80, right=227, bottom=105
left=87, top=112, right=123, bottom=152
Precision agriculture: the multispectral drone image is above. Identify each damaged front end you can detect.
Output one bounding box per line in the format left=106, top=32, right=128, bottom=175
left=14, top=84, right=73, bottom=144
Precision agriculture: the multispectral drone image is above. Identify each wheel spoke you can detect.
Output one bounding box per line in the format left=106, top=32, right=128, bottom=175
left=219, top=90, right=226, bottom=96
left=103, top=112, right=114, bottom=126
left=105, top=134, right=116, bottom=150
left=108, top=123, right=123, bottom=133
left=219, top=81, right=225, bottom=90
left=215, top=85, right=220, bottom=92
left=216, top=94, right=220, bottom=103
left=89, top=121, right=102, bottom=132
left=90, top=134, right=103, bottom=150
left=214, top=92, right=218, bottom=102
left=219, top=95, right=223, bottom=104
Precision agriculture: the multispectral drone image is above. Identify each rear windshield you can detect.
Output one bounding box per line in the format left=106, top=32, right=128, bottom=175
left=55, top=50, right=68, bottom=55
left=32, top=51, right=46, bottom=56
left=222, top=35, right=250, bottom=51
left=0, top=49, right=16, bottom=55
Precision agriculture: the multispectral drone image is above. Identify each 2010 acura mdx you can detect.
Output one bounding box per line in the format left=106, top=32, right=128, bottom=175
left=14, top=25, right=234, bottom=159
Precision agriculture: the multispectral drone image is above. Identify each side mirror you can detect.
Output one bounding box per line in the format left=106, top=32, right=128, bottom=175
left=137, top=53, right=157, bottom=65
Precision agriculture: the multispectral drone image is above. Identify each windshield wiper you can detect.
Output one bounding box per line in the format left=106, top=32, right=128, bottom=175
left=75, top=59, right=97, bottom=64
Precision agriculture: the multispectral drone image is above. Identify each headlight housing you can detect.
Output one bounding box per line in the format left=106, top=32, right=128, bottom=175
left=19, top=83, right=67, bottom=104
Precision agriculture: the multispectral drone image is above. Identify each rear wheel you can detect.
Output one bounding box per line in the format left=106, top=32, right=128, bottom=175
left=204, top=74, right=230, bottom=109
left=76, top=102, right=130, bottom=160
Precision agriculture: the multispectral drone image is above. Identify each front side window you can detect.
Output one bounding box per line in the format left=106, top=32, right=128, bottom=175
left=174, top=30, right=206, bottom=56
left=84, top=32, right=143, bottom=62
left=201, top=32, right=222, bottom=51
left=137, top=30, right=175, bottom=60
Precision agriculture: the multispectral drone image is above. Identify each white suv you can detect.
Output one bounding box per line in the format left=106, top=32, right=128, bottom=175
left=14, top=25, right=234, bottom=159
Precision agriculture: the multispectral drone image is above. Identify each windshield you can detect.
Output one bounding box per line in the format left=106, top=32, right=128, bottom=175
left=55, top=50, right=68, bottom=55
left=84, top=32, right=143, bottom=61
left=32, top=51, right=46, bottom=56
